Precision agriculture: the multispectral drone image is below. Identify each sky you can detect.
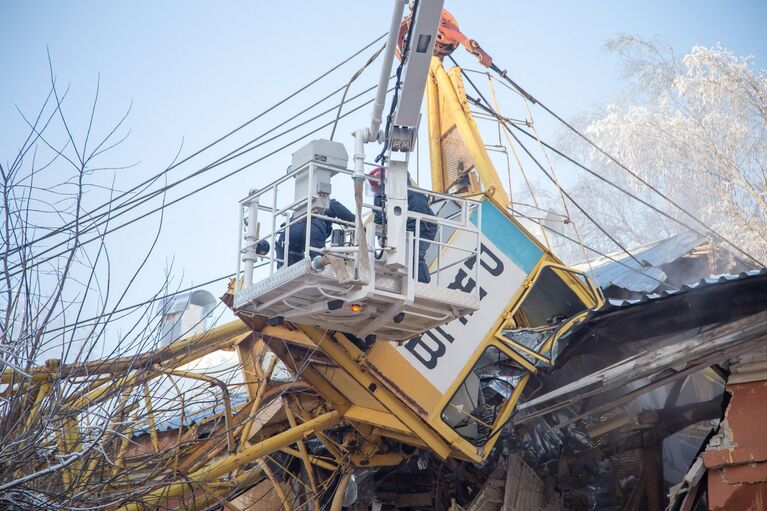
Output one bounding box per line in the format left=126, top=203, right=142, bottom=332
left=1, top=1, right=766, bottom=345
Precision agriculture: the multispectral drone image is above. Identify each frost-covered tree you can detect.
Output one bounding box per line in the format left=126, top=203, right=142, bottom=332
left=560, top=36, right=767, bottom=265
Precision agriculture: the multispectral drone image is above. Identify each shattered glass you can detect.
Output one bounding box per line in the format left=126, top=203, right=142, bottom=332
left=442, top=345, right=526, bottom=446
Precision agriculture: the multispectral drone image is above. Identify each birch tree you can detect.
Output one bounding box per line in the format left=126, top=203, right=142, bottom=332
left=0, top=66, right=181, bottom=509
left=559, top=36, right=767, bottom=264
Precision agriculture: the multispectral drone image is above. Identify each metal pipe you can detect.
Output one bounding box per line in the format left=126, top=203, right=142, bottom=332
left=283, top=398, right=320, bottom=508
left=236, top=204, right=243, bottom=288
left=279, top=446, right=338, bottom=471
left=164, top=369, right=236, bottom=454
left=243, top=196, right=260, bottom=286
left=257, top=459, right=293, bottom=511
left=369, top=0, right=407, bottom=138
left=142, top=383, right=160, bottom=454
left=305, top=167, right=313, bottom=261
left=330, top=473, right=352, bottom=511
left=238, top=356, right=278, bottom=450
left=117, top=410, right=343, bottom=511
left=353, top=128, right=367, bottom=180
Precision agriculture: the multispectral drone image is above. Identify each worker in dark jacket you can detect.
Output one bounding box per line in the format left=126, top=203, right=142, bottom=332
left=275, top=199, right=355, bottom=267
left=369, top=167, right=436, bottom=283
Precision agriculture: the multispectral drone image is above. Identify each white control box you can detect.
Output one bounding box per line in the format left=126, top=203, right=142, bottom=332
left=292, top=139, right=348, bottom=212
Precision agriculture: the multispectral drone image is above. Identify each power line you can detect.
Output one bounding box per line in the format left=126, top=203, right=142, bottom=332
left=507, top=207, right=674, bottom=290
left=484, top=62, right=765, bottom=267
left=507, top=121, right=732, bottom=259
left=452, top=60, right=647, bottom=269
left=9, top=89, right=387, bottom=278
left=5, top=80, right=384, bottom=276
left=8, top=32, right=388, bottom=260
left=330, top=43, right=387, bottom=140
left=40, top=274, right=234, bottom=336
left=86, top=76, right=384, bottom=236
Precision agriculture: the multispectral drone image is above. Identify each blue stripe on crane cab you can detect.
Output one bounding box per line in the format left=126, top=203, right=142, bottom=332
left=471, top=200, right=543, bottom=274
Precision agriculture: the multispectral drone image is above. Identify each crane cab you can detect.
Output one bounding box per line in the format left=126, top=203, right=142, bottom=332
left=233, top=139, right=482, bottom=342
left=362, top=199, right=604, bottom=460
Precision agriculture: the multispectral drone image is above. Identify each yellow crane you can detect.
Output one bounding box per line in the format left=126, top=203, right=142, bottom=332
left=0, top=4, right=602, bottom=510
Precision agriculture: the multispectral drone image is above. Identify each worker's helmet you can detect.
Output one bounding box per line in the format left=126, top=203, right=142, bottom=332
left=368, top=167, right=384, bottom=195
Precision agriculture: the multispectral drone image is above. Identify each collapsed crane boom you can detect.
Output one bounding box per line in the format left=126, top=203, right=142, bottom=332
left=0, top=5, right=615, bottom=510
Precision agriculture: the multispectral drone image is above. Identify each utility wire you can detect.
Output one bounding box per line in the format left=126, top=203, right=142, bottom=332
left=376, top=0, right=419, bottom=164
left=507, top=121, right=733, bottom=258
left=507, top=206, right=674, bottom=290
left=483, top=62, right=765, bottom=267
left=372, top=0, right=420, bottom=253
left=330, top=43, right=387, bottom=140
left=499, top=103, right=646, bottom=268
left=6, top=68, right=389, bottom=275
left=8, top=32, right=388, bottom=259
left=9, top=89, right=388, bottom=278
left=40, top=274, right=234, bottom=336
left=4, top=80, right=383, bottom=276
left=451, top=60, right=647, bottom=269
left=11, top=80, right=387, bottom=277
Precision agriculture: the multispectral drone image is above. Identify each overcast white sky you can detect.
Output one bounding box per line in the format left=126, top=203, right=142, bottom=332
left=2, top=1, right=765, bottom=345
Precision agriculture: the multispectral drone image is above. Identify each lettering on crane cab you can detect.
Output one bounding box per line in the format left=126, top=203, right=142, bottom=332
left=396, top=200, right=543, bottom=394
left=404, top=244, right=503, bottom=369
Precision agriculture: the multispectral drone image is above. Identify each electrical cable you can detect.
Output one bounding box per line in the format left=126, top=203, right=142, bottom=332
left=517, top=92, right=598, bottom=277
left=8, top=32, right=388, bottom=260
left=507, top=206, right=674, bottom=289
left=468, top=63, right=765, bottom=268
left=509, top=122, right=732, bottom=255
left=6, top=85, right=392, bottom=278
left=373, top=0, right=420, bottom=254
left=6, top=77, right=383, bottom=280
left=451, top=60, right=647, bottom=269
left=375, top=0, right=418, bottom=165
left=485, top=73, right=551, bottom=249
left=483, top=62, right=765, bottom=267
left=330, top=43, right=387, bottom=140
left=6, top=80, right=381, bottom=272
left=451, top=64, right=688, bottom=289
left=490, top=99, right=646, bottom=269
left=39, top=273, right=234, bottom=336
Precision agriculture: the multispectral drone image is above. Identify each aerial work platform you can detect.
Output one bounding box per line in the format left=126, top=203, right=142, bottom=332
left=233, top=139, right=482, bottom=341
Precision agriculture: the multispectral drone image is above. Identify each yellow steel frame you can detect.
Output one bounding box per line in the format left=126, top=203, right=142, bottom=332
left=417, top=57, right=605, bottom=459
left=0, top=55, right=607, bottom=510
left=429, top=256, right=603, bottom=455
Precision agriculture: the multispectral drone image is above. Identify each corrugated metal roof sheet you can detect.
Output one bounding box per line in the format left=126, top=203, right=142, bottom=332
left=603, top=269, right=767, bottom=309
left=576, top=231, right=707, bottom=293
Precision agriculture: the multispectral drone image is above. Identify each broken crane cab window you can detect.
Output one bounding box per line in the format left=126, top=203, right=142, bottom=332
left=441, top=345, right=525, bottom=446
left=512, top=266, right=595, bottom=329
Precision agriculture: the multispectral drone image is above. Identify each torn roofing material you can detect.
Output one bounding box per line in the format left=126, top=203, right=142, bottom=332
left=576, top=231, right=707, bottom=293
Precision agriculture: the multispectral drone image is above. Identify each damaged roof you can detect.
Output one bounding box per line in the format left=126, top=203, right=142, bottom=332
left=576, top=231, right=707, bottom=293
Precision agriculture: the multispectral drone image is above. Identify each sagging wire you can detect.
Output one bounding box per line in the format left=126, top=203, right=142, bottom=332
left=458, top=71, right=647, bottom=271
left=7, top=87, right=386, bottom=279
left=509, top=206, right=675, bottom=290
left=375, top=0, right=419, bottom=166
left=330, top=43, right=387, bottom=141
left=519, top=97, right=598, bottom=278
left=8, top=33, right=389, bottom=261
left=484, top=63, right=766, bottom=268
left=484, top=72, right=553, bottom=251
left=452, top=57, right=602, bottom=275
left=134, top=328, right=338, bottom=507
